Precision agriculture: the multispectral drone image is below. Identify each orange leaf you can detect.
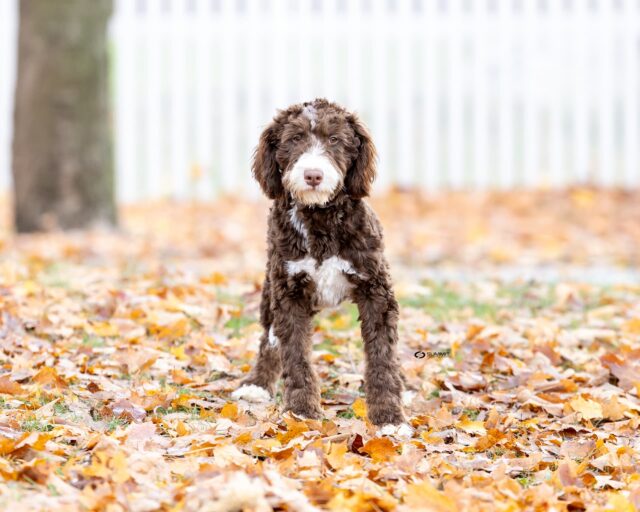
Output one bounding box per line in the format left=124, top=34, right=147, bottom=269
left=277, top=416, right=308, bottom=444
left=33, top=367, right=67, bottom=389
left=360, top=437, right=397, bottom=462
left=404, top=480, right=457, bottom=511
left=0, top=375, right=24, bottom=395
left=176, top=421, right=189, bottom=436
left=0, top=436, right=19, bottom=455
left=220, top=402, right=238, bottom=421
left=156, top=318, right=190, bottom=341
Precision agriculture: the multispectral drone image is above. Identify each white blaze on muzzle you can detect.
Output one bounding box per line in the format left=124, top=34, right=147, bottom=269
left=283, top=139, right=342, bottom=206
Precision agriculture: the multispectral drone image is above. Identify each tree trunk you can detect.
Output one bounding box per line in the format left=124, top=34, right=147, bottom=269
left=12, top=0, right=116, bottom=232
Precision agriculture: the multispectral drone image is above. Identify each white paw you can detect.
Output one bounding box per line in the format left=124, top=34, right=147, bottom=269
left=231, top=384, right=271, bottom=403
left=377, top=422, right=414, bottom=439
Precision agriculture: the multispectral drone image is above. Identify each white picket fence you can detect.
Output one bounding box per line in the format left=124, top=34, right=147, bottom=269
left=1, top=0, right=640, bottom=201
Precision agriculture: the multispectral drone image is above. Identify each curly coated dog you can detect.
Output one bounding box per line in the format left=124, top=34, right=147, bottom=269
left=233, top=98, right=407, bottom=429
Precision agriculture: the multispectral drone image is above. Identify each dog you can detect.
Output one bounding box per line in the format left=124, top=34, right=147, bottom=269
left=233, top=99, right=407, bottom=428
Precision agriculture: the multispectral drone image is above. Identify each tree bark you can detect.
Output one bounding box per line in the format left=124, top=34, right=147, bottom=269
left=12, top=0, right=116, bottom=232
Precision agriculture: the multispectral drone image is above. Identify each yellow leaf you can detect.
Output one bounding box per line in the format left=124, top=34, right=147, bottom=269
left=234, top=432, right=252, bottom=444
left=570, top=396, right=603, bottom=420
left=352, top=398, right=367, bottom=419
left=176, top=421, right=189, bottom=436
left=200, top=272, right=227, bottom=285
left=154, top=318, right=190, bottom=341
left=456, top=419, right=487, bottom=436
left=420, top=429, right=442, bottom=444
left=251, top=438, right=281, bottom=456
left=623, top=318, right=640, bottom=334
left=84, top=451, right=110, bottom=478
left=326, top=442, right=348, bottom=470
left=404, top=480, right=457, bottom=511
left=606, top=493, right=635, bottom=512
left=450, top=340, right=460, bottom=359
left=360, top=437, right=397, bottom=462
left=220, top=402, right=238, bottom=420
left=111, top=451, right=130, bottom=484
left=89, top=321, right=119, bottom=337
left=330, top=315, right=352, bottom=330
left=277, top=415, right=309, bottom=444
left=170, top=345, right=188, bottom=361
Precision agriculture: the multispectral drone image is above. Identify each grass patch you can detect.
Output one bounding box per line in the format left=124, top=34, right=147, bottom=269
left=106, top=418, right=129, bottom=432
left=314, top=338, right=341, bottom=355
left=224, top=315, right=256, bottom=337
left=337, top=409, right=355, bottom=419
left=399, top=282, right=499, bottom=322
left=21, top=418, right=54, bottom=432
left=53, top=402, right=71, bottom=415
left=82, top=334, right=106, bottom=348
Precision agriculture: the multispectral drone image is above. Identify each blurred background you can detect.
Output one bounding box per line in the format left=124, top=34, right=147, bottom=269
left=1, top=0, right=639, bottom=206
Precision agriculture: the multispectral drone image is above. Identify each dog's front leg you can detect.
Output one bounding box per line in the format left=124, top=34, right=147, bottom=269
left=272, top=298, right=322, bottom=420
left=354, top=273, right=406, bottom=426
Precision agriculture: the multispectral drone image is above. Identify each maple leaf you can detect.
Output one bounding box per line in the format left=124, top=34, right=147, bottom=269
left=404, top=481, right=458, bottom=511
left=569, top=396, right=603, bottom=421
left=0, top=375, right=25, bottom=395
left=359, top=437, right=397, bottom=462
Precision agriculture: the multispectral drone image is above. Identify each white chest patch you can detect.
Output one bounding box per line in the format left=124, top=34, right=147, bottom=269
left=286, top=255, right=357, bottom=308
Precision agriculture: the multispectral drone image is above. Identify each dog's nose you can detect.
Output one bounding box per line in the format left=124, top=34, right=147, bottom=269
left=303, top=168, right=324, bottom=187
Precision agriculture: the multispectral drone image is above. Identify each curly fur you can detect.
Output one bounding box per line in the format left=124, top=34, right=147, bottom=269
left=239, top=98, right=406, bottom=426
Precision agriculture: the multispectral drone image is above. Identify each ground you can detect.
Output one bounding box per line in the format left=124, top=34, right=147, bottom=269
left=0, top=188, right=639, bottom=511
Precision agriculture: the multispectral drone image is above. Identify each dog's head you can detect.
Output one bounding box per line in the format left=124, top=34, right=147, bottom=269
left=252, top=99, right=377, bottom=205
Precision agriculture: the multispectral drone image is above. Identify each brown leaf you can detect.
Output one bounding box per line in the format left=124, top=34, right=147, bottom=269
left=109, top=399, right=146, bottom=422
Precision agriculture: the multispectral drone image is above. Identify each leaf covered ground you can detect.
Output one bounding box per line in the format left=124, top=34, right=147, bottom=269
left=0, top=188, right=639, bottom=511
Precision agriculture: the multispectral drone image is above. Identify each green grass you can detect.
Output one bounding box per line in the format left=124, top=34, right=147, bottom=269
left=399, top=282, right=499, bottom=322
left=21, top=418, right=54, bottom=432
left=337, top=409, right=355, bottom=419
left=53, top=402, right=71, bottom=415
left=462, top=408, right=480, bottom=420
left=314, top=338, right=341, bottom=355
left=515, top=472, right=535, bottom=488
left=224, top=315, right=257, bottom=337
left=106, top=418, right=129, bottom=432
left=82, top=334, right=106, bottom=348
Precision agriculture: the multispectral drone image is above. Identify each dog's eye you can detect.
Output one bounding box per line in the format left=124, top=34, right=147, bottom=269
left=328, top=136, right=339, bottom=144
left=292, top=134, right=303, bottom=142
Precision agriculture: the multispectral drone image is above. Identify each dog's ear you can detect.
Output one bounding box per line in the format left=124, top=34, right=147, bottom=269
left=345, top=114, right=377, bottom=199
left=252, top=117, right=285, bottom=199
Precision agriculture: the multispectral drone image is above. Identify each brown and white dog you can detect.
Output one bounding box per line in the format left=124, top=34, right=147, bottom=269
left=233, top=99, right=408, bottom=431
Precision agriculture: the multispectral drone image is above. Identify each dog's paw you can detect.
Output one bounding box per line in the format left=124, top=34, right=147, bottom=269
left=231, top=384, right=271, bottom=403
left=286, top=405, right=323, bottom=421
left=376, top=423, right=414, bottom=440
